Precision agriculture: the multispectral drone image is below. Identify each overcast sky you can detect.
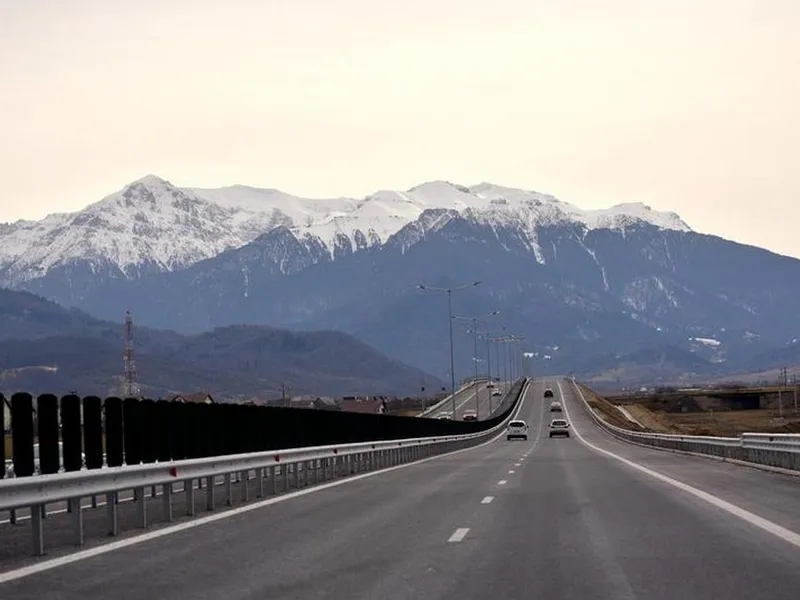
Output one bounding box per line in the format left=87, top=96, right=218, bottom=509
left=1, top=0, right=797, bottom=256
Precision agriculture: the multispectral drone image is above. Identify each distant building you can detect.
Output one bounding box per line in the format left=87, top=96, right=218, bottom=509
left=340, top=398, right=383, bottom=414
left=311, top=397, right=340, bottom=410
left=170, top=392, right=215, bottom=404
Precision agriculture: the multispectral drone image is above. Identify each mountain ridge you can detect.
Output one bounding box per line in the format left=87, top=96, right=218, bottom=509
left=0, top=174, right=692, bottom=288
left=0, top=288, right=440, bottom=398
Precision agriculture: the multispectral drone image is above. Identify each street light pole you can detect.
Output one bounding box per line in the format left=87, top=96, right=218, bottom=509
left=447, top=289, right=456, bottom=417
left=472, top=317, right=479, bottom=416
left=417, top=281, right=482, bottom=418
left=453, top=310, right=499, bottom=419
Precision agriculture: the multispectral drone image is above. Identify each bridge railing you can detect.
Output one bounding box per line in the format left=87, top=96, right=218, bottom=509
left=0, top=379, right=530, bottom=558
left=570, top=379, right=800, bottom=471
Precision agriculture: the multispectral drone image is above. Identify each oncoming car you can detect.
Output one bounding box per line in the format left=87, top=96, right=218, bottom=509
left=507, top=420, right=528, bottom=440
left=549, top=419, right=570, bottom=438
left=462, top=410, right=477, bottom=421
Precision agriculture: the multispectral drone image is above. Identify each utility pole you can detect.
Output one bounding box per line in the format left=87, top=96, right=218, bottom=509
left=121, top=310, right=140, bottom=398
left=281, top=383, right=291, bottom=407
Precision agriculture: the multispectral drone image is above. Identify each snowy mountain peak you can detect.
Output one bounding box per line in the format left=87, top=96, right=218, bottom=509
left=0, top=175, right=693, bottom=284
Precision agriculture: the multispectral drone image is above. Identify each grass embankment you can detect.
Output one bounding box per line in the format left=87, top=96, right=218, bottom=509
left=593, top=390, right=800, bottom=436
left=577, top=384, right=645, bottom=431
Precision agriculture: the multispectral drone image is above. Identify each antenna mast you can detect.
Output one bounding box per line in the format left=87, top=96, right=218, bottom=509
left=122, top=310, right=140, bottom=397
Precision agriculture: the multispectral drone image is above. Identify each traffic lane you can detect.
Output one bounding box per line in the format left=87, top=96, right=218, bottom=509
left=557, top=379, right=800, bottom=536
left=426, top=386, right=475, bottom=418
left=444, top=408, right=800, bottom=600
left=0, top=388, right=539, bottom=598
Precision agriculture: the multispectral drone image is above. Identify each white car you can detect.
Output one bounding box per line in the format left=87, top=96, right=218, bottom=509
left=462, top=410, right=477, bottom=422
left=491, top=390, right=502, bottom=397
left=507, top=420, right=528, bottom=440
left=549, top=419, right=570, bottom=438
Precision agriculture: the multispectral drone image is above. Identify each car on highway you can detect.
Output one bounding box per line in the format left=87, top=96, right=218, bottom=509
left=543, top=388, right=554, bottom=398
left=549, top=401, right=562, bottom=412
left=436, top=412, right=453, bottom=420
left=486, top=382, right=495, bottom=389
left=491, top=389, right=502, bottom=397
left=506, top=420, right=528, bottom=440
left=462, top=410, right=477, bottom=421
left=549, top=418, right=570, bottom=438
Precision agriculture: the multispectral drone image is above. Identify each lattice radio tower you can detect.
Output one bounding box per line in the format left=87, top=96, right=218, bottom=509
left=122, top=310, right=140, bottom=397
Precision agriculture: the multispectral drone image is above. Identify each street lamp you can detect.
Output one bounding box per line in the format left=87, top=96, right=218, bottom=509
left=417, top=281, right=482, bottom=417
left=454, top=310, right=500, bottom=419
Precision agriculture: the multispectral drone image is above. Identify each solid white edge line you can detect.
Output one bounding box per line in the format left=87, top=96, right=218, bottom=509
left=0, top=381, right=533, bottom=585
left=481, top=496, right=494, bottom=504
left=448, top=527, right=470, bottom=543
left=557, top=380, right=800, bottom=550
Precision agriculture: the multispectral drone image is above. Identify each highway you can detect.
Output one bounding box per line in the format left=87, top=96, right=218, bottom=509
left=2, top=379, right=800, bottom=598
left=425, top=380, right=507, bottom=420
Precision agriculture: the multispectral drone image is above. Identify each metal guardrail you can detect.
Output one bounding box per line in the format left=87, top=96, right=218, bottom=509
left=1, top=378, right=530, bottom=558
left=570, top=379, right=800, bottom=468
left=417, top=382, right=473, bottom=417
left=741, top=433, right=800, bottom=452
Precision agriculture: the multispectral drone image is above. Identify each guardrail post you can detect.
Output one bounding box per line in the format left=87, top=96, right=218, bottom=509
left=240, top=471, right=249, bottom=501
left=107, top=492, right=118, bottom=536
left=31, top=503, right=44, bottom=556
left=163, top=483, right=173, bottom=522
left=283, top=464, right=289, bottom=491
left=225, top=473, right=233, bottom=506
left=70, top=498, right=84, bottom=546
left=255, top=468, right=264, bottom=498
left=135, top=487, right=147, bottom=528
left=185, top=479, right=195, bottom=516
left=206, top=476, right=215, bottom=511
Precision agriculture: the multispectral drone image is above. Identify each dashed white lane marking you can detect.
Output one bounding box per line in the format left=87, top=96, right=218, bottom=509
left=559, top=380, right=800, bottom=552
left=448, top=528, right=470, bottom=542
left=514, top=463, right=521, bottom=467
left=498, top=480, right=508, bottom=485
left=481, top=496, right=494, bottom=504
left=508, top=470, right=515, bottom=474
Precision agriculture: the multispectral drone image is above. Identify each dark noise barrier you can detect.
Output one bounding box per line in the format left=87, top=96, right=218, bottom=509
left=2, top=379, right=526, bottom=478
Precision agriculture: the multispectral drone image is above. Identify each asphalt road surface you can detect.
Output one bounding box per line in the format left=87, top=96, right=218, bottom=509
left=425, top=381, right=508, bottom=421
left=2, top=379, right=800, bottom=599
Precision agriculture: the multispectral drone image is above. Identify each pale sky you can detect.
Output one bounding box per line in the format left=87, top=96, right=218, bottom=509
left=1, top=0, right=798, bottom=256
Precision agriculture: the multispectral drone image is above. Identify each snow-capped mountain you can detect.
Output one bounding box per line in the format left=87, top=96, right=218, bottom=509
left=0, top=174, right=690, bottom=288
left=7, top=173, right=800, bottom=385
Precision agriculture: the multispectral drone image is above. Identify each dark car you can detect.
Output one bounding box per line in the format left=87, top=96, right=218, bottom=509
left=544, top=388, right=554, bottom=398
